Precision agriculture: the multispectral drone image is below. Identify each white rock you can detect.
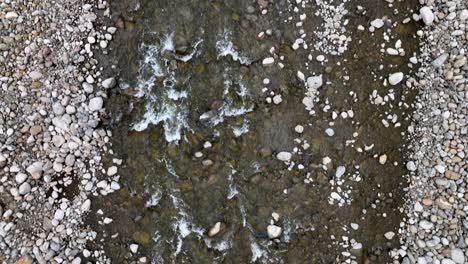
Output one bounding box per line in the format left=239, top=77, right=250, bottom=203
left=325, top=128, right=334, bottom=136
left=27, top=162, right=43, bottom=179
left=54, top=209, right=65, bottom=220
left=262, top=57, right=275, bottom=65
left=406, top=161, right=417, bottom=171
left=379, top=154, right=387, bottom=164
left=15, top=173, right=27, bottom=184
left=272, top=212, right=280, bottom=222
left=384, top=232, right=395, bottom=240
left=420, top=6, right=435, bottom=26
left=273, top=95, right=282, bottom=104
left=130, top=244, right=139, bottom=253
left=267, top=225, right=282, bottom=239
left=432, top=53, right=448, bottom=68
left=81, top=199, right=91, bottom=212
left=89, top=97, right=103, bottom=112
left=276, top=152, right=292, bottom=161
left=419, top=220, right=433, bottom=230
left=107, top=166, right=117, bottom=176
left=460, top=10, right=468, bottom=21
left=297, top=71, right=305, bottom=81
left=102, top=77, right=116, bottom=89
left=451, top=248, right=465, bottom=264
left=434, top=164, right=446, bottom=174
left=208, top=222, right=221, bottom=237
left=295, top=125, right=304, bottom=134
left=5, top=12, right=19, bottom=19
left=335, top=166, right=346, bottom=178
left=388, top=72, right=404, bottom=85
left=370, top=19, right=384, bottom=28
left=18, top=182, right=31, bottom=195
left=307, top=75, right=323, bottom=89
left=110, top=181, right=121, bottom=190
left=29, top=71, right=43, bottom=80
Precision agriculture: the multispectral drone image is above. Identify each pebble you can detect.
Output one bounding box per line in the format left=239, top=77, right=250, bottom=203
left=379, top=154, right=387, bottom=164
left=208, top=222, right=222, bottom=237
left=262, top=57, right=275, bottom=65
left=450, top=248, right=465, bottom=264
left=335, top=166, right=346, bottom=178
left=325, top=128, right=334, bottom=136
left=130, top=244, right=139, bottom=254
left=276, top=152, right=292, bottom=162
left=420, top=6, right=435, bottom=26
left=370, top=18, right=384, bottom=28
left=101, top=77, right=116, bottom=89
left=5, top=12, right=19, bottom=19
left=267, top=225, right=282, bottom=239
left=18, top=182, right=31, bottom=195
left=307, top=75, right=323, bottom=89
left=294, top=125, right=304, bottom=134
left=388, top=72, right=404, bottom=85
left=406, top=161, right=417, bottom=171
left=89, top=97, right=104, bottom=112
left=384, top=232, right=395, bottom=240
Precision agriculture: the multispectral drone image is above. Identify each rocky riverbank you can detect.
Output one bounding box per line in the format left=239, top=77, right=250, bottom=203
left=394, top=1, right=468, bottom=263
left=0, top=0, right=119, bottom=263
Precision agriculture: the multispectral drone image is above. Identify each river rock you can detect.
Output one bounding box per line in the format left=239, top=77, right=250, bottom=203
left=276, top=152, right=292, bottom=161
left=420, top=6, right=435, bottom=26
left=89, top=97, right=103, bottom=112
left=451, top=248, right=465, bottom=264
left=307, top=75, right=323, bottom=89
left=19, top=182, right=31, bottom=195
left=388, top=72, right=404, bottom=85
left=267, top=225, right=282, bottom=239
left=208, top=222, right=222, bottom=237
left=101, top=77, right=116, bottom=88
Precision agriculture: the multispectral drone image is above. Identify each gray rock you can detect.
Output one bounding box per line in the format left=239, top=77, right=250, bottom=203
left=19, top=182, right=31, bottom=195
left=406, top=161, right=417, bottom=171
left=267, top=225, right=282, bottom=239
left=388, top=72, right=404, bottom=85
left=420, top=6, right=435, bottom=26
left=29, top=71, right=43, bottom=80
left=307, top=75, right=323, bottom=89
left=101, top=77, right=116, bottom=88
left=451, top=248, right=465, bottom=264
left=88, top=97, right=103, bottom=112
left=276, top=152, right=292, bottom=161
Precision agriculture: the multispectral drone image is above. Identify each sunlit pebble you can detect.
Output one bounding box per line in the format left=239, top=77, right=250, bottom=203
left=295, top=125, right=304, bottom=134
left=261, top=9, right=268, bottom=15
left=203, top=142, right=212, bottom=148
left=379, top=154, right=387, bottom=164
left=332, top=112, right=338, bottom=120
left=263, top=78, right=270, bottom=85
left=323, top=157, right=332, bottom=165
left=325, top=128, right=335, bottom=136
left=316, top=55, right=325, bottom=62
left=194, top=152, right=203, bottom=158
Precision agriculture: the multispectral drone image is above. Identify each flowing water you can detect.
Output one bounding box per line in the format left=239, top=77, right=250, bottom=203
left=89, top=0, right=420, bottom=263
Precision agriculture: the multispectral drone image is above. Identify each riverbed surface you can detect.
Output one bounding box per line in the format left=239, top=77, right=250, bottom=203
left=88, top=0, right=420, bottom=263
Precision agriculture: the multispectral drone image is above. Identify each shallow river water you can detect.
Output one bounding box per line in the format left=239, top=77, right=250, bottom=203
left=88, top=0, right=420, bottom=263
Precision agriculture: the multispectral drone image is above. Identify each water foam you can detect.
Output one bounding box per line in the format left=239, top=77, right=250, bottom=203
left=216, top=30, right=251, bottom=65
